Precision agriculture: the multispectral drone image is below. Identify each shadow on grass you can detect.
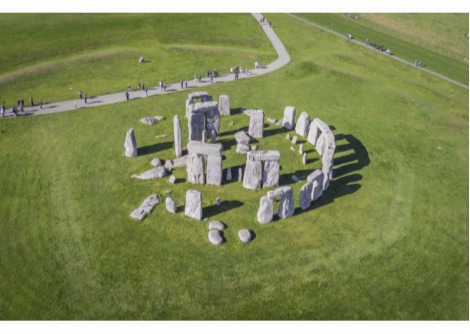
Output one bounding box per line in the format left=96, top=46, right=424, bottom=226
left=204, top=200, right=244, bottom=219
left=138, top=141, right=174, bottom=156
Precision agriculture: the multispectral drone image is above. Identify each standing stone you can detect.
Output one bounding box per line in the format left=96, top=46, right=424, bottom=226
left=308, top=170, right=324, bottom=201
left=211, top=130, right=217, bottom=143
left=168, top=175, right=176, bottom=184
left=202, top=129, right=207, bottom=143
left=185, top=189, right=202, bottom=221
left=226, top=167, right=232, bottom=182
left=186, top=153, right=205, bottom=184
left=299, top=144, right=304, bottom=155
left=165, top=197, right=176, bottom=214
left=188, top=112, right=205, bottom=141
left=238, top=229, right=252, bottom=243
left=173, top=115, right=182, bottom=158
left=206, top=155, right=222, bottom=186
left=278, top=187, right=294, bottom=219
left=248, top=109, right=264, bottom=138
left=291, top=135, right=298, bottom=144
left=302, top=152, right=307, bottom=165
left=215, top=197, right=221, bottom=207
left=262, top=160, right=280, bottom=188
left=124, top=128, right=137, bottom=157
left=151, top=157, right=162, bottom=167
left=238, top=167, right=243, bottom=182
left=282, top=106, right=296, bottom=130
left=243, top=159, right=263, bottom=190
left=219, top=95, right=230, bottom=115
left=205, top=103, right=220, bottom=136
left=235, top=131, right=251, bottom=145
left=257, top=196, right=274, bottom=224
left=236, top=143, right=250, bottom=154
left=295, top=111, right=311, bottom=137
left=299, top=182, right=313, bottom=210
left=286, top=133, right=290, bottom=141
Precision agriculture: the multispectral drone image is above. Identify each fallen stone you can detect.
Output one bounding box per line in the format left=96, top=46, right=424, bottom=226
left=234, top=131, right=251, bottom=145
left=238, top=229, right=252, bottom=243
left=124, top=128, right=137, bottom=157
left=165, top=197, right=176, bottom=214
left=131, top=166, right=166, bottom=180
left=236, top=143, right=250, bottom=154
left=291, top=135, right=298, bottom=144
left=185, top=189, right=202, bottom=221
left=286, top=133, right=291, bottom=140
left=140, top=117, right=156, bottom=125
left=155, top=134, right=167, bottom=139
left=208, top=230, right=224, bottom=246
left=130, top=194, right=159, bottom=220
left=171, top=155, right=189, bottom=168
left=267, top=117, right=277, bottom=124
left=168, top=175, right=176, bottom=184
left=154, top=116, right=165, bottom=121
left=290, top=146, right=296, bottom=151
left=209, top=220, right=225, bottom=231
left=139, top=57, right=145, bottom=63
left=151, top=157, right=162, bottom=167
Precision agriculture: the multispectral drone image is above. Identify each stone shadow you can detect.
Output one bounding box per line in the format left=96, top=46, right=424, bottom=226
left=204, top=200, right=244, bottom=219
left=137, top=141, right=174, bottom=156
left=262, top=124, right=289, bottom=138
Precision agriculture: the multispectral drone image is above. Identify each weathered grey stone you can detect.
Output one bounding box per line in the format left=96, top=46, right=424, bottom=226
left=302, top=152, right=307, bottom=165
left=307, top=118, right=322, bottom=146
left=323, top=171, right=330, bottom=192
left=291, top=175, right=300, bottom=183
left=186, top=91, right=212, bottom=117
left=236, top=143, right=250, bottom=154
left=139, top=57, right=145, bottom=63
left=267, top=185, right=292, bottom=200
left=211, top=130, right=217, bottom=143
left=154, top=116, right=165, bottom=121
left=186, top=153, right=205, bottom=184
left=238, top=167, right=243, bottom=182
left=291, top=135, right=298, bottom=144
left=185, top=189, right=202, bottom=221
left=234, top=131, right=251, bottom=145
left=267, top=117, right=277, bottom=124
left=204, top=102, right=220, bottom=136
left=151, top=157, right=162, bottom=167
left=219, top=95, right=230, bottom=115
left=282, top=106, right=296, bottom=130
left=206, top=155, right=222, bottom=186
left=251, top=145, right=257, bottom=151
left=187, top=141, right=223, bottom=157
left=124, top=128, right=137, bottom=157
left=216, top=197, right=221, bottom=207
left=188, top=112, right=205, bottom=141
left=130, top=194, right=159, bottom=220
left=226, top=167, right=232, bottom=181
left=173, top=115, right=182, bottom=158
left=165, top=197, right=176, bottom=214
left=299, top=144, right=304, bottom=155
left=255, top=150, right=281, bottom=162
left=243, top=159, right=262, bottom=190
left=286, top=134, right=291, bottom=140
left=278, top=187, right=294, bottom=219
left=262, top=160, right=280, bottom=188
left=295, top=111, right=311, bottom=137
left=164, top=159, right=174, bottom=170
left=202, top=129, right=207, bottom=143
left=290, top=146, right=296, bottom=152
left=167, top=155, right=189, bottom=169
left=140, top=117, right=156, bottom=125
left=243, top=109, right=255, bottom=116
left=209, top=220, right=225, bottom=231
left=131, top=166, right=166, bottom=180
left=238, top=229, right=252, bottom=243
left=299, top=182, right=313, bottom=210
left=257, top=196, right=274, bottom=224
left=248, top=109, right=264, bottom=138
left=308, top=170, right=324, bottom=201
left=208, top=230, right=224, bottom=246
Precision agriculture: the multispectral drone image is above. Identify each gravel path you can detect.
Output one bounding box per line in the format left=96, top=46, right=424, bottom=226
left=1, top=13, right=290, bottom=119
left=287, top=13, right=469, bottom=90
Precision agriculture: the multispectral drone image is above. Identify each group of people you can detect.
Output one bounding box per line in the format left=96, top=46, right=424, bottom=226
left=365, top=39, right=391, bottom=54
left=259, top=16, right=272, bottom=27
left=0, top=96, right=44, bottom=118
left=415, top=60, right=424, bottom=68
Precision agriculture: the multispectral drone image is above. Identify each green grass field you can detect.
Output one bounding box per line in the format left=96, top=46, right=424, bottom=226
left=0, top=13, right=468, bottom=320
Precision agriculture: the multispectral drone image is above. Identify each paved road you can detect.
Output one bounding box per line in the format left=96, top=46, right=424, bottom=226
left=287, top=13, right=469, bottom=90
left=1, top=13, right=290, bottom=120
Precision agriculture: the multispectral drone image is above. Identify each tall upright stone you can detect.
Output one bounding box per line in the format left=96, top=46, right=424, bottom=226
left=188, top=112, right=205, bottom=141
left=248, top=109, right=264, bottom=138
left=226, top=167, right=232, bottom=182
left=124, top=128, right=137, bottom=157
left=219, top=95, right=230, bottom=115
left=257, top=196, right=274, bottom=224
left=186, top=153, right=205, bottom=184
left=299, top=182, right=313, bottom=210
left=278, top=186, right=294, bottom=219
left=308, top=170, right=324, bottom=201
left=205, top=102, right=220, bottom=137
left=282, top=106, right=296, bottom=130
left=262, top=160, right=280, bottom=188
left=295, top=111, right=311, bottom=137
left=242, top=159, right=263, bottom=190
left=185, top=189, right=202, bottom=221
left=173, top=115, right=182, bottom=158
left=206, top=155, right=222, bottom=186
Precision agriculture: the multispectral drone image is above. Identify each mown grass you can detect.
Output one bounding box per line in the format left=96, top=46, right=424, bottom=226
left=294, top=13, right=469, bottom=85
left=0, top=13, right=468, bottom=320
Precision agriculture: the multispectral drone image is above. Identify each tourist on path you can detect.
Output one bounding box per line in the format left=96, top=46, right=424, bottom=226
left=125, top=91, right=129, bottom=101
left=78, top=91, right=83, bottom=99
left=0, top=102, right=5, bottom=118
left=39, top=99, right=43, bottom=109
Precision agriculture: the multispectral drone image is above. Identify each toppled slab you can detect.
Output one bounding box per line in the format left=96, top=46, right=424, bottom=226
left=208, top=230, right=224, bottom=246
left=209, top=220, right=226, bottom=231
left=238, top=229, right=252, bottom=243
left=140, top=115, right=165, bottom=125
left=131, top=166, right=166, bottom=180
left=130, top=194, right=160, bottom=220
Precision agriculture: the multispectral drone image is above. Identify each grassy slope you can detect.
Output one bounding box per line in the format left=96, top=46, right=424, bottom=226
left=295, top=13, right=469, bottom=85
left=0, top=13, right=275, bottom=106
left=0, top=14, right=468, bottom=320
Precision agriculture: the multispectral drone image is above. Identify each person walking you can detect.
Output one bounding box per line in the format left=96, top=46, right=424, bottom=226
left=30, top=96, right=34, bottom=106
left=84, top=95, right=88, bottom=104
left=0, top=102, right=5, bottom=118
left=78, top=91, right=83, bottom=99
left=125, top=91, right=129, bottom=101
left=39, top=99, right=43, bottom=109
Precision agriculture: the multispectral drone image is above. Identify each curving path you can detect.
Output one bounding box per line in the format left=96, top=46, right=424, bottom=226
left=1, top=13, right=290, bottom=119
